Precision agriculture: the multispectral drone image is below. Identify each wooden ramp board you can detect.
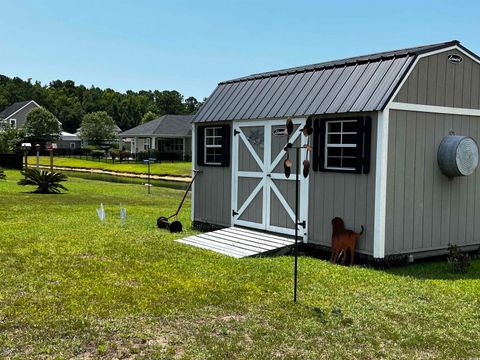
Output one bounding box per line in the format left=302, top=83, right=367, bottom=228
left=176, top=227, right=295, bottom=258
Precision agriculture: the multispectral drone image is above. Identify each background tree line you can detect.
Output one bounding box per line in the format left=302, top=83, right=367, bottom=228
left=0, top=75, right=203, bottom=133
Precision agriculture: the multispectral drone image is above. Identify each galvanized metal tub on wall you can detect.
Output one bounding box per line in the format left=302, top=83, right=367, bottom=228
left=437, top=135, right=479, bottom=177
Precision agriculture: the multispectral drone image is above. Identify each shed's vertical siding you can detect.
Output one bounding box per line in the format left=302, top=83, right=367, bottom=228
left=394, top=49, right=480, bottom=109
left=193, top=122, right=232, bottom=227
left=385, top=110, right=480, bottom=255
left=307, top=112, right=377, bottom=255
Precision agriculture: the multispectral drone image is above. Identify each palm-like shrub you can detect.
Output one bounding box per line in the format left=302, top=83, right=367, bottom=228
left=0, top=169, right=5, bottom=180
left=18, top=168, right=68, bottom=194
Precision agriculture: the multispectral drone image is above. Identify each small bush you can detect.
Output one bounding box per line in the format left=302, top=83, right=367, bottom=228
left=83, top=145, right=98, bottom=155
left=18, top=168, right=68, bottom=194
left=0, top=169, right=6, bottom=180
left=447, top=244, right=470, bottom=274
left=91, top=150, right=105, bottom=159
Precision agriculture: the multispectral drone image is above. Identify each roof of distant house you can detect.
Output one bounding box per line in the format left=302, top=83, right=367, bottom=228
left=0, top=100, right=39, bottom=119
left=119, top=114, right=193, bottom=137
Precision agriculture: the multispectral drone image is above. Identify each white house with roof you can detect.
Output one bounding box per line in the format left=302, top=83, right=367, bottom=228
left=119, top=114, right=193, bottom=160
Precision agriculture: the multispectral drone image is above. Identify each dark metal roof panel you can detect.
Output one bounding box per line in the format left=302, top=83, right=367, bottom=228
left=350, top=58, right=396, bottom=112
left=192, top=40, right=464, bottom=123
left=293, top=69, right=334, bottom=115
left=226, top=78, right=260, bottom=120
left=246, top=76, right=287, bottom=119
left=216, top=81, right=248, bottom=121
left=274, top=71, right=315, bottom=117
left=200, top=83, right=237, bottom=122
left=316, top=65, right=357, bottom=114
left=259, top=73, right=297, bottom=119
left=265, top=72, right=306, bottom=118
left=193, top=85, right=222, bottom=122
left=326, top=63, right=369, bottom=113
left=235, top=77, right=275, bottom=120
left=363, top=56, right=412, bottom=111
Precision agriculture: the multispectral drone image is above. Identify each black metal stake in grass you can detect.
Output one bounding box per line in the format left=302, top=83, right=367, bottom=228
left=294, top=146, right=300, bottom=303
left=283, top=116, right=313, bottom=303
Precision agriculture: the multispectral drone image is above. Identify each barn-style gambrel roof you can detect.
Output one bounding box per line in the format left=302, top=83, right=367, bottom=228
left=193, top=40, right=472, bottom=123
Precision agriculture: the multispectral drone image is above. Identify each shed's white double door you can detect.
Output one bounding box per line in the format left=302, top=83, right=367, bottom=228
left=231, top=119, right=309, bottom=240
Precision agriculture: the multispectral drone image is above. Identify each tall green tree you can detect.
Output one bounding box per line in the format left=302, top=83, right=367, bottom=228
left=23, top=108, right=61, bottom=144
left=79, top=111, right=117, bottom=146
left=0, top=74, right=201, bottom=131
left=140, top=111, right=158, bottom=124
left=0, top=123, right=26, bottom=153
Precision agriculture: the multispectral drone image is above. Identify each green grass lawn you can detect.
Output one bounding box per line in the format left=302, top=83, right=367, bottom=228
left=28, top=156, right=192, bottom=177
left=0, top=170, right=479, bottom=359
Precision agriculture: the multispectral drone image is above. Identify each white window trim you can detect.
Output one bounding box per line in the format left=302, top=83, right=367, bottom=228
left=143, top=137, right=151, bottom=151
left=324, top=119, right=358, bottom=171
left=204, top=127, right=222, bottom=165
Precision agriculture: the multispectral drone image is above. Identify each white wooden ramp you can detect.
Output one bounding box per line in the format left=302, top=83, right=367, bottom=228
left=176, top=227, right=295, bottom=258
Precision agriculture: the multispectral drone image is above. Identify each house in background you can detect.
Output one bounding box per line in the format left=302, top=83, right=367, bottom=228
left=57, top=131, right=82, bottom=149
left=119, top=114, right=193, bottom=160
left=0, top=100, right=41, bottom=128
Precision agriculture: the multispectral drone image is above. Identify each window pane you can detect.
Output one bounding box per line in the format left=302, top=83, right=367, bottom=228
left=327, top=134, right=341, bottom=144
left=327, top=157, right=341, bottom=167
left=343, top=121, right=358, bottom=132
left=342, top=134, right=357, bottom=144
left=342, top=157, right=357, bottom=168
left=328, top=122, right=341, bottom=132
left=213, top=136, right=222, bottom=146
left=327, top=147, right=341, bottom=157
left=342, top=147, right=357, bottom=157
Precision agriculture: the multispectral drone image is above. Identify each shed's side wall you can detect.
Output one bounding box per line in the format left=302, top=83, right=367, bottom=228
left=308, top=112, right=378, bottom=255
left=394, top=49, right=480, bottom=109
left=385, top=109, right=480, bottom=255
left=193, top=122, right=232, bottom=227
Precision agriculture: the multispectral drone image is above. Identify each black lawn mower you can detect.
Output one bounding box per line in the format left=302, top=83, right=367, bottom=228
left=157, top=170, right=199, bottom=233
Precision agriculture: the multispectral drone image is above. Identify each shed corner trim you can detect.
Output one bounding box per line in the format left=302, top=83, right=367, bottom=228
left=373, top=108, right=390, bottom=258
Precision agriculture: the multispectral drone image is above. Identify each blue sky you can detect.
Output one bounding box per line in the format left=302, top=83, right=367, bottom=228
left=0, top=0, right=479, bottom=100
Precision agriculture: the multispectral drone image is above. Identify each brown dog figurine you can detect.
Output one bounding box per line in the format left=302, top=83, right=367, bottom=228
left=330, top=217, right=364, bottom=265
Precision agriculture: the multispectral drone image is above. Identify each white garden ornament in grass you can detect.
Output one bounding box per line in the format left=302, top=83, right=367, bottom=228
left=96, top=203, right=106, bottom=223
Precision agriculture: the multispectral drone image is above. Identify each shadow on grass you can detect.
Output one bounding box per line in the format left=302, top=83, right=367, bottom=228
left=386, top=257, right=480, bottom=280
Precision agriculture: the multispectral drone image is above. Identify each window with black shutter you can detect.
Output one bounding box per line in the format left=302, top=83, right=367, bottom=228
left=313, top=116, right=371, bottom=174
left=196, top=124, right=230, bottom=167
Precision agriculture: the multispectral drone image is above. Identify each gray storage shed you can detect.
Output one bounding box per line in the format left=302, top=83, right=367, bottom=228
left=191, top=40, right=480, bottom=260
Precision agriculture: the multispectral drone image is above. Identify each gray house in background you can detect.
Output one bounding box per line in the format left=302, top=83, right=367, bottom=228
left=119, top=114, right=193, bottom=160
left=192, top=40, right=480, bottom=261
left=0, top=100, right=41, bottom=128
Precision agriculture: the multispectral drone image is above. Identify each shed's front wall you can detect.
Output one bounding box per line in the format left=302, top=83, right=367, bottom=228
left=385, top=109, right=480, bottom=256
left=307, top=112, right=378, bottom=256
left=193, top=122, right=232, bottom=227
left=394, top=48, right=480, bottom=109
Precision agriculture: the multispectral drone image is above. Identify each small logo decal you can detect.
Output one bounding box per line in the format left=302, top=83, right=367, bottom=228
left=448, top=54, right=463, bottom=64
left=273, top=128, right=287, bottom=136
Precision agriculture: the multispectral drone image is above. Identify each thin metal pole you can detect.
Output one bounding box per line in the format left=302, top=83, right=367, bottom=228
left=148, top=162, right=151, bottom=194
left=50, top=151, right=54, bottom=172
left=294, top=147, right=299, bottom=303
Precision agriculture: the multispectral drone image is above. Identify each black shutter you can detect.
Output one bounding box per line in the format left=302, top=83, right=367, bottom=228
left=354, top=118, right=363, bottom=174
left=196, top=126, right=205, bottom=166
left=317, top=119, right=326, bottom=171
left=313, top=118, right=319, bottom=171
left=220, top=124, right=230, bottom=167
left=362, top=116, right=372, bottom=174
